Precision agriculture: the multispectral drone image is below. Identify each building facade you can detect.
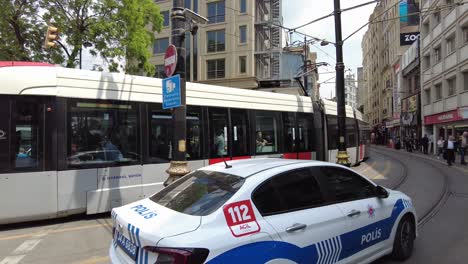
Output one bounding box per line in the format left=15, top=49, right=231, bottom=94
left=362, top=0, right=420, bottom=144
left=151, top=0, right=282, bottom=89
left=345, top=73, right=358, bottom=109
left=420, top=0, right=468, bottom=147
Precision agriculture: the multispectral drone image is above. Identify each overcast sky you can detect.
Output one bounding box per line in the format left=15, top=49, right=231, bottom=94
left=283, top=0, right=377, bottom=99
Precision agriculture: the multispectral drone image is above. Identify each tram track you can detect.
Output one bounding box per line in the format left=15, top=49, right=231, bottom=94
left=369, top=147, right=450, bottom=228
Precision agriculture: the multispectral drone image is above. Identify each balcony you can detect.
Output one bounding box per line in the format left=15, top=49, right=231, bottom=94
left=444, top=8, right=457, bottom=27
left=445, top=52, right=457, bottom=70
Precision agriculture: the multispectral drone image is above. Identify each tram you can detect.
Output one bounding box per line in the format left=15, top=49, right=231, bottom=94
left=0, top=63, right=370, bottom=224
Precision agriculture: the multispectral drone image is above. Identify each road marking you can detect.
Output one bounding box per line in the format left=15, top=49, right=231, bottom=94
left=0, top=255, right=26, bottom=264
left=371, top=160, right=391, bottom=180
left=75, top=256, right=110, bottom=264
left=0, top=223, right=111, bottom=241
left=12, top=239, right=42, bottom=254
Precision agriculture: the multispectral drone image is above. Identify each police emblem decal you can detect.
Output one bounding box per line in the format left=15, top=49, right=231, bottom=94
left=367, top=205, right=375, bottom=218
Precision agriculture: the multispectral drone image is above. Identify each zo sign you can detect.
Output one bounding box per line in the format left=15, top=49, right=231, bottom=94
left=164, top=44, right=178, bottom=77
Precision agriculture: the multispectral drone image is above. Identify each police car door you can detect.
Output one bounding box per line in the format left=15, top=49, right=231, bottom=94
left=252, top=168, right=348, bottom=264
left=320, top=166, right=393, bottom=262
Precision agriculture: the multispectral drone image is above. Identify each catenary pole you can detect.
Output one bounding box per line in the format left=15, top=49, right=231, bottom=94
left=165, top=0, right=189, bottom=185
left=333, top=0, right=350, bottom=165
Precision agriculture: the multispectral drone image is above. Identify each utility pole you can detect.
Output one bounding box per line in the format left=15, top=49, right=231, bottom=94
left=303, top=36, right=308, bottom=96
left=165, top=0, right=189, bottom=186
left=333, top=0, right=350, bottom=165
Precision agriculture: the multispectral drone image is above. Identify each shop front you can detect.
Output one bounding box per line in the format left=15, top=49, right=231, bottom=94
left=401, top=94, right=420, bottom=139
left=424, top=107, right=468, bottom=154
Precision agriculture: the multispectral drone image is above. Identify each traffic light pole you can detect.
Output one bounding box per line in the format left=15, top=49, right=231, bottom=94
left=165, top=0, right=189, bottom=186
left=333, top=0, right=350, bottom=165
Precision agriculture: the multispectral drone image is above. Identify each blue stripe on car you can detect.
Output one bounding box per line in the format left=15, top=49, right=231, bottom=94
left=207, top=199, right=408, bottom=264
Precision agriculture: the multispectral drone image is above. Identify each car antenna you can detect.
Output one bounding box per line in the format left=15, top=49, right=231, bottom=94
left=222, top=155, right=232, bottom=169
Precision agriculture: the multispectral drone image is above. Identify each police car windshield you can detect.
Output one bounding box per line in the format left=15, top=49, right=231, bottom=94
left=150, top=170, right=245, bottom=216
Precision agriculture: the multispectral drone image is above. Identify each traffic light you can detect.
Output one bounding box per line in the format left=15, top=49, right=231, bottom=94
left=44, top=26, right=59, bottom=49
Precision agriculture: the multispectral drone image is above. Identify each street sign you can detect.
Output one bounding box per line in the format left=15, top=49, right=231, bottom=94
left=162, top=75, right=181, bottom=109
left=164, top=44, right=178, bottom=77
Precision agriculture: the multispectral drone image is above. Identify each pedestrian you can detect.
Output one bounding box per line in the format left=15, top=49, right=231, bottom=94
left=422, top=134, right=429, bottom=154
left=461, top=131, right=467, bottom=165
left=429, top=134, right=434, bottom=154
left=444, top=136, right=456, bottom=166
left=436, top=136, right=444, bottom=159
left=405, top=137, right=412, bottom=152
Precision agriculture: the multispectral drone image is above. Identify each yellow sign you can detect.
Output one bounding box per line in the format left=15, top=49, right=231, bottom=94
left=178, top=140, right=186, bottom=152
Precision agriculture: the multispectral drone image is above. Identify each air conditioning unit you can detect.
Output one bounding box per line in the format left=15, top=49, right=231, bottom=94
left=264, top=40, right=270, bottom=49
left=264, top=14, right=269, bottom=21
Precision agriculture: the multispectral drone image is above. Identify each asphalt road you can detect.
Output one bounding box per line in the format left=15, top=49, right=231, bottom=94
left=0, top=147, right=466, bottom=264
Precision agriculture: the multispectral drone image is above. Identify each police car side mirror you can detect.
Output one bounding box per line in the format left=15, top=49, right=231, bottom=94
left=375, top=186, right=389, bottom=199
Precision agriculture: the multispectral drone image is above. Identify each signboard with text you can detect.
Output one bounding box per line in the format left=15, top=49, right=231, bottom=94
left=162, top=75, right=181, bottom=109
left=424, top=109, right=460, bottom=125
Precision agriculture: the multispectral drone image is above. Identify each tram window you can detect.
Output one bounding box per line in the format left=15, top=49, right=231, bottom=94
left=149, top=106, right=202, bottom=162
left=13, top=101, right=42, bottom=169
left=346, top=118, right=357, bottom=147
left=209, top=108, right=228, bottom=158
left=282, top=113, right=296, bottom=153
left=230, top=109, right=250, bottom=157
left=327, top=115, right=338, bottom=149
left=150, top=111, right=172, bottom=162
left=255, top=111, right=279, bottom=154
left=67, top=101, right=139, bottom=167
left=0, top=98, right=8, bottom=171
left=297, top=113, right=314, bottom=152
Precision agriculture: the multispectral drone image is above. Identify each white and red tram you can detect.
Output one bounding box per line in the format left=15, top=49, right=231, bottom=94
left=0, top=63, right=370, bottom=224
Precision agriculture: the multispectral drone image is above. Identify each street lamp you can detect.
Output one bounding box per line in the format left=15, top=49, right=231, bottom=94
left=164, top=1, right=208, bottom=186
left=333, top=0, right=350, bottom=166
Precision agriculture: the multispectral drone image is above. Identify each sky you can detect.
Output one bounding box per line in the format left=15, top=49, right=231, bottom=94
left=283, top=0, right=377, bottom=99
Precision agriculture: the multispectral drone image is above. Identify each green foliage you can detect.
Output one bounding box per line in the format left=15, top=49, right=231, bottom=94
left=1, top=0, right=163, bottom=75
left=0, top=0, right=61, bottom=61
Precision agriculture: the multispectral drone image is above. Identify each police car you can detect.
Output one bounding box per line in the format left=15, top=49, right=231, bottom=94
left=109, top=159, right=417, bottom=264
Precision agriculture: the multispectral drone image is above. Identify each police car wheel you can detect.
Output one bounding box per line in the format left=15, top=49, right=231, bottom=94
left=391, top=216, right=415, bottom=261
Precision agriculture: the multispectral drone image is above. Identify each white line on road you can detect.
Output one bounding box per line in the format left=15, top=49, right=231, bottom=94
left=0, top=228, right=51, bottom=264
left=12, top=239, right=43, bottom=255
left=0, top=255, right=26, bottom=264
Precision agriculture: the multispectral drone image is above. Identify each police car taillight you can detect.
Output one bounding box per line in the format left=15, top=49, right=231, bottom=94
left=143, top=247, right=209, bottom=264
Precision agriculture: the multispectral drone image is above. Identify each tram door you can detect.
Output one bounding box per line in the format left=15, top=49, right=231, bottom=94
left=0, top=96, right=57, bottom=223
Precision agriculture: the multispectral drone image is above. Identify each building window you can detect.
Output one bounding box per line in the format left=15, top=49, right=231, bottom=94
left=446, top=36, right=455, bottom=55
left=433, top=46, right=441, bottom=63
left=447, top=78, right=456, bottom=96
left=161, top=11, right=170, bottom=27
left=207, top=30, right=225, bottom=52
left=463, top=26, right=468, bottom=44
left=433, top=11, right=440, bottom=27
left=240, top=0, right=246, bottom=13
left=424, top=89, right=431, bottom=105
left=239, top=25, right=247, bottom=43
left=239, top=56, right=246, bottom=73
left=154, top=38, right=169, bottom=54
left=423, top=54, right=431, bottom=69
left=464, top=72, right=468, bottom=91
left=255, top=111, right=279, bottom=154
left=422, top=20, right=430, bottom=35
left=446, top=0, right=454, bottom=10
left=435, top=83, right=442, bottom=100
left=155, top=65, right=165, bottom=78
left=207, top=1, right=225, bottom=24
left=207, top=59, right=225, bottom=79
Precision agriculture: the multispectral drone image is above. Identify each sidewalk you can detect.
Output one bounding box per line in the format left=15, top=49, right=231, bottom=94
left=372, top=145, right=468, bottom=174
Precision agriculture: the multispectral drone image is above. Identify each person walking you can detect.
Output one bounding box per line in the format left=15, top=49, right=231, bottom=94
left=436, top=136, right=444, bottom=159
left=461, top=131, right=467, bottom=165
left=422, top=134, right=429, bottom=154
left=444, top=136, right=456, bottom=166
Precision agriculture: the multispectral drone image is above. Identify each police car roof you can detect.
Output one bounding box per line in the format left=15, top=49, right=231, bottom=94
left=200, top=158, right=332, bottom=178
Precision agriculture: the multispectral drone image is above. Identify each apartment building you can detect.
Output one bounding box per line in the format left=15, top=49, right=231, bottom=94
left=362, top=0, right=419, bottom=143
left=345, top=73, right=358, bottom=109
left=420, top=0, right=468, bottom=145
left=151, top=0, right=282, bottom=89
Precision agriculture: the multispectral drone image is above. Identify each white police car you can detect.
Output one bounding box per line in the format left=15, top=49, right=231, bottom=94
left=109, top=159, right=417, bottom=264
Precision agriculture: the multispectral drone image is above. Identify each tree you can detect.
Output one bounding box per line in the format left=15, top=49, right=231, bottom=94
left=0, top=0, right=60, bottom=61
left=41, top=0, right=163, bottom=75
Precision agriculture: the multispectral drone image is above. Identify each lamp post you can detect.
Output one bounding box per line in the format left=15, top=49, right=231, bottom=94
left=165, top=0, right=189, bottom=186
left=164, top=2, right=208, bottom=186
left=333, top=0, right=350, bottom=165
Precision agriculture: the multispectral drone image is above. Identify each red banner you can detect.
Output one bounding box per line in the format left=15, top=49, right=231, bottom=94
left=424, top=109, right=460, bottom=125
